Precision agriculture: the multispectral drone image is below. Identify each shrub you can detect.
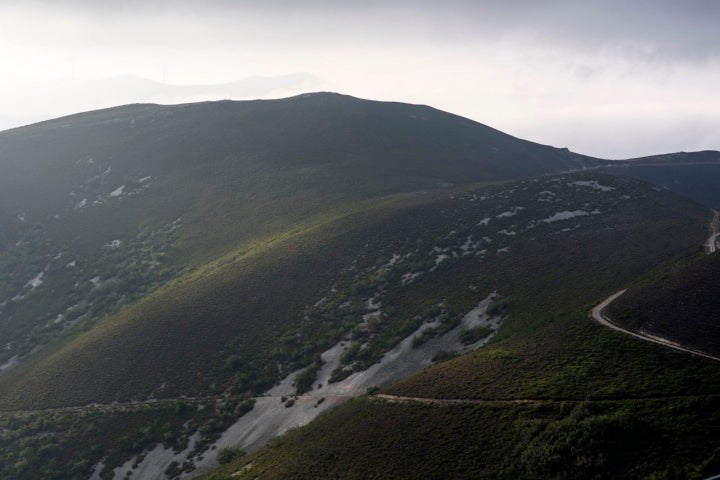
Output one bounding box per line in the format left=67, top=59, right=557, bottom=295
left=487, top=297, right=510, bottom=316
left=431, top=350, right=459, bottom=363
left=458, top=326, right=493, bottom=345
left=216, top=447, right=245, bottom=465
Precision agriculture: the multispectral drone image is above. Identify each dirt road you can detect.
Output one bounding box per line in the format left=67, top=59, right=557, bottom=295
left=590, top=290, right=720, bottom=363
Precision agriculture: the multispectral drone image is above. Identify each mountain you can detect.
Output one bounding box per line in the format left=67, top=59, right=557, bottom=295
left=201, top=175, right=720, bottom=480
left=0, top=93, right=718, bottom=480
left=0, top=73, right=326, bottom=131
left=0, top=92, right=599, bottom=383
left=0, top=92, right=598, bottom=259
left=599, top=151, right=720, bottom=208
left=607, top=245, right=720, bottom=357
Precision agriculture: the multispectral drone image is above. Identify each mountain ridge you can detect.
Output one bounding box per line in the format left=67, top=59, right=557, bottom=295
left=0, top=93, right=718, bottom=479
left=6, top=91, right=719, bottom=163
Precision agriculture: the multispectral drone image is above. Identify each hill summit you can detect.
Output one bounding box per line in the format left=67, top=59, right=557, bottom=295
left=0, top=93, right=719, bottom=480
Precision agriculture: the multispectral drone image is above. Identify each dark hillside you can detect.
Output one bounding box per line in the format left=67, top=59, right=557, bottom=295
left=202, top=176, right=720, bottom=480
left=613, top=150, right=720, bottom=165
left=0, top=93, right=597, bottom=261
left=601, top=151, right=720, bottom=209
left=1, top=94, right=719, bottom=479
left=0, top=172, right=701, bottom=410
left=0, top=93, right=600, bottom=384
left=0, top=194, right=436, bottom=407
left=607, top=252, right=720, bottom=356
left=1, top=170, right=714, bottom=479
left=206, top=397, right=720, bottom=480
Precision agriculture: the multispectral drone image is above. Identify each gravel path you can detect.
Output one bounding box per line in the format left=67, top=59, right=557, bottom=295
left=590, top=290, right=720, bottom=363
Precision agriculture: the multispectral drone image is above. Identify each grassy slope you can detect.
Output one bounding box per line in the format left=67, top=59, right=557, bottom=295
left=607, top=250, right=720, bottom=356
left=1, top=171, right=717, bottom=479
left=205, top=397, right=720, bottom=480
left=0, top=93, right=597, bottom=374
left=203, top=178, right=720, bottom=480
left=601, top=163, right=720, bottom=209
left=0, top=93, right=595, bottom=265
left=1, top=95, right=718, bottom=478
left=1, top=172, right=684, bottom=409
left=0, top=397, right=255, bottom=480
left=0, top=191, right=438, bottom=408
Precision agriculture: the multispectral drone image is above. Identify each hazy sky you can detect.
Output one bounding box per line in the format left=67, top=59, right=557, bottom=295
left=0, top=0, right=718, bottom=158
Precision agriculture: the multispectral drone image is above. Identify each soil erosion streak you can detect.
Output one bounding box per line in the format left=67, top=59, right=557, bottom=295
left=706, top=209, right=719, bottom=254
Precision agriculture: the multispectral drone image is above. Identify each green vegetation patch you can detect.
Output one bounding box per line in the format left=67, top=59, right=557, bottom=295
left=607, top=251, right=720, bottom=356
left=458, top=326, right=494, bottom=345
left=0, top=397, right=255, bottom=480
left=2, top=170, right=715, bottom=479
left=200, top=172, right=720, bottom=480
left=202, top=396, right=720, bottom=480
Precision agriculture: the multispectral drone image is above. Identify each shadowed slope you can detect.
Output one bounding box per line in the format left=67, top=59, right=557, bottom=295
left=201, top=175, right=720, bottom=480
left=0, top=93, right=602, bottom=385
left=607, top=251, right=720, bottom=357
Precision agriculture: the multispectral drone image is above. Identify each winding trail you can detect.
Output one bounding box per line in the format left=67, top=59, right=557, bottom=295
left=590, top=290, right=720, bottom=363
left=373, top=394, right=540, bottom=405
left=589, top=210, right=720, bottom=362
left=0, top=395, right=238, bottom=417
left=0, top=394, right=351, bottom=417
left=8, top=288, right=719, bottom=417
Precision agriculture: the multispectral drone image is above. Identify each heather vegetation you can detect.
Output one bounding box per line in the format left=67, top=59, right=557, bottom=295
left=198, top=172, right=720, bottom=480
left=601, top=160, right=720, bottom=209
left=0, top=219, right=179, bottom=370
left=607, top=251, right=720, bottom=356
left=0, top=171, right=683, bottom=408
left=1, top=95, right=718, bottom=479
left=4, top=168, right=709, bottom=477
left=205, top=396, right=720, bottom=480
left=0, top=396, right=254, bottom=480
left=0, top=93, right=595, bottom=387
